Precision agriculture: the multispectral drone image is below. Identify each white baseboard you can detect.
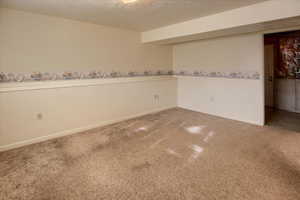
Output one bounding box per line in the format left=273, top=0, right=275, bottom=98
left=178, top=105, right=264, bottom=126
left=0, top=106, right=176, bottom=152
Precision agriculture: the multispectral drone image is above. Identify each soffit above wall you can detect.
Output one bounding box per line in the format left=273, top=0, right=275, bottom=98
left=142, top=0, right=300, bottom=44
left=0, top=0, right=268, bottom=31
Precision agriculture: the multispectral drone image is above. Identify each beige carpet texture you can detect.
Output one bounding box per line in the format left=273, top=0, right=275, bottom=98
left=0, top=108, right=300, bottom=200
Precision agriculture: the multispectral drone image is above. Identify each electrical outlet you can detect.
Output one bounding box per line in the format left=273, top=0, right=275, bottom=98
left=210, top=96, right=215, bottom=102
left=37, top=113, right=43, bottom=120
left=154, top=94, right=160, bottom=101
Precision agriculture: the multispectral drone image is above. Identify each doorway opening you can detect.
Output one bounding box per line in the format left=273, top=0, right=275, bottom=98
left=264, top=30, right=300, bottom=132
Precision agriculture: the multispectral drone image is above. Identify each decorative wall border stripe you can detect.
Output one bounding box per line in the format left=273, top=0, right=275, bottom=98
left=0, top=70, right=260, bottom=83
left=0, top=70, right=173, bottom=83
left=173, top=70, right=260, bottom=80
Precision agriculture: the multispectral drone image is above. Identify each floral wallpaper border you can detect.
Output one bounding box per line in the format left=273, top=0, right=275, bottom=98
left=0, top=70, right=260, bottom=83
left=174, top=70, right=260, bottom=80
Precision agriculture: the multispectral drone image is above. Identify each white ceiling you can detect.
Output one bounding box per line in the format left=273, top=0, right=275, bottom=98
left=0, top=0, right=269, bottom=31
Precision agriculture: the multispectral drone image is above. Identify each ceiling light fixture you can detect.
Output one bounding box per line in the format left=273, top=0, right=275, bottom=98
left=122, top=0, right=138, bottom=4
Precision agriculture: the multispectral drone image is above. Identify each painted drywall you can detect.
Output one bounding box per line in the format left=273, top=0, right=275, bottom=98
left=0, top=8, right=269, bottom=151
left=0, top=8, right=172, bottom=73
left=0, top=78, right=177, bottom=150
left=142, top=0, right=300, bottom=44
left=174, top=33, right=265, bottom=125
left=275, top=79, right=300, bottom=113
left=0, top=8, right=175, bottom=151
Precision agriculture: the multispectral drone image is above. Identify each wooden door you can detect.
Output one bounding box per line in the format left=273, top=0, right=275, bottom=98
left=265, top=44, right=275, bottom=108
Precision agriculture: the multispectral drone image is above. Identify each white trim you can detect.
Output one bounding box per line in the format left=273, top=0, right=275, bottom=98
left=0, top=106, right=176, bottom=152
left=0, top=76, right=175, bottom=93
left=178, top=106, right=264, bottom=126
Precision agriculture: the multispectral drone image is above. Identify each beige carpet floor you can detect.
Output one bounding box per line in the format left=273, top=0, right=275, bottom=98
left=0, top=108, right=300, bottom=200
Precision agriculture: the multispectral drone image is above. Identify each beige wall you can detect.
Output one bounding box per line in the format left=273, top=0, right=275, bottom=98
left=174, top=33, right=263, bottom=72
left=0, top=8, right=175, bottom=151
left=0, top=8, right=172, bottom=73
left=0, top=78, right=177, bottom=150
left=174, top=33, right=265, bottom=125
left=275, top=79, right=300, bottom=113
left=0, top=8, right=267, bottom=151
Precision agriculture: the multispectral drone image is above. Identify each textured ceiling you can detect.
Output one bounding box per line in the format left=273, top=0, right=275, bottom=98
left=0, top=0, right=269, bottom=31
